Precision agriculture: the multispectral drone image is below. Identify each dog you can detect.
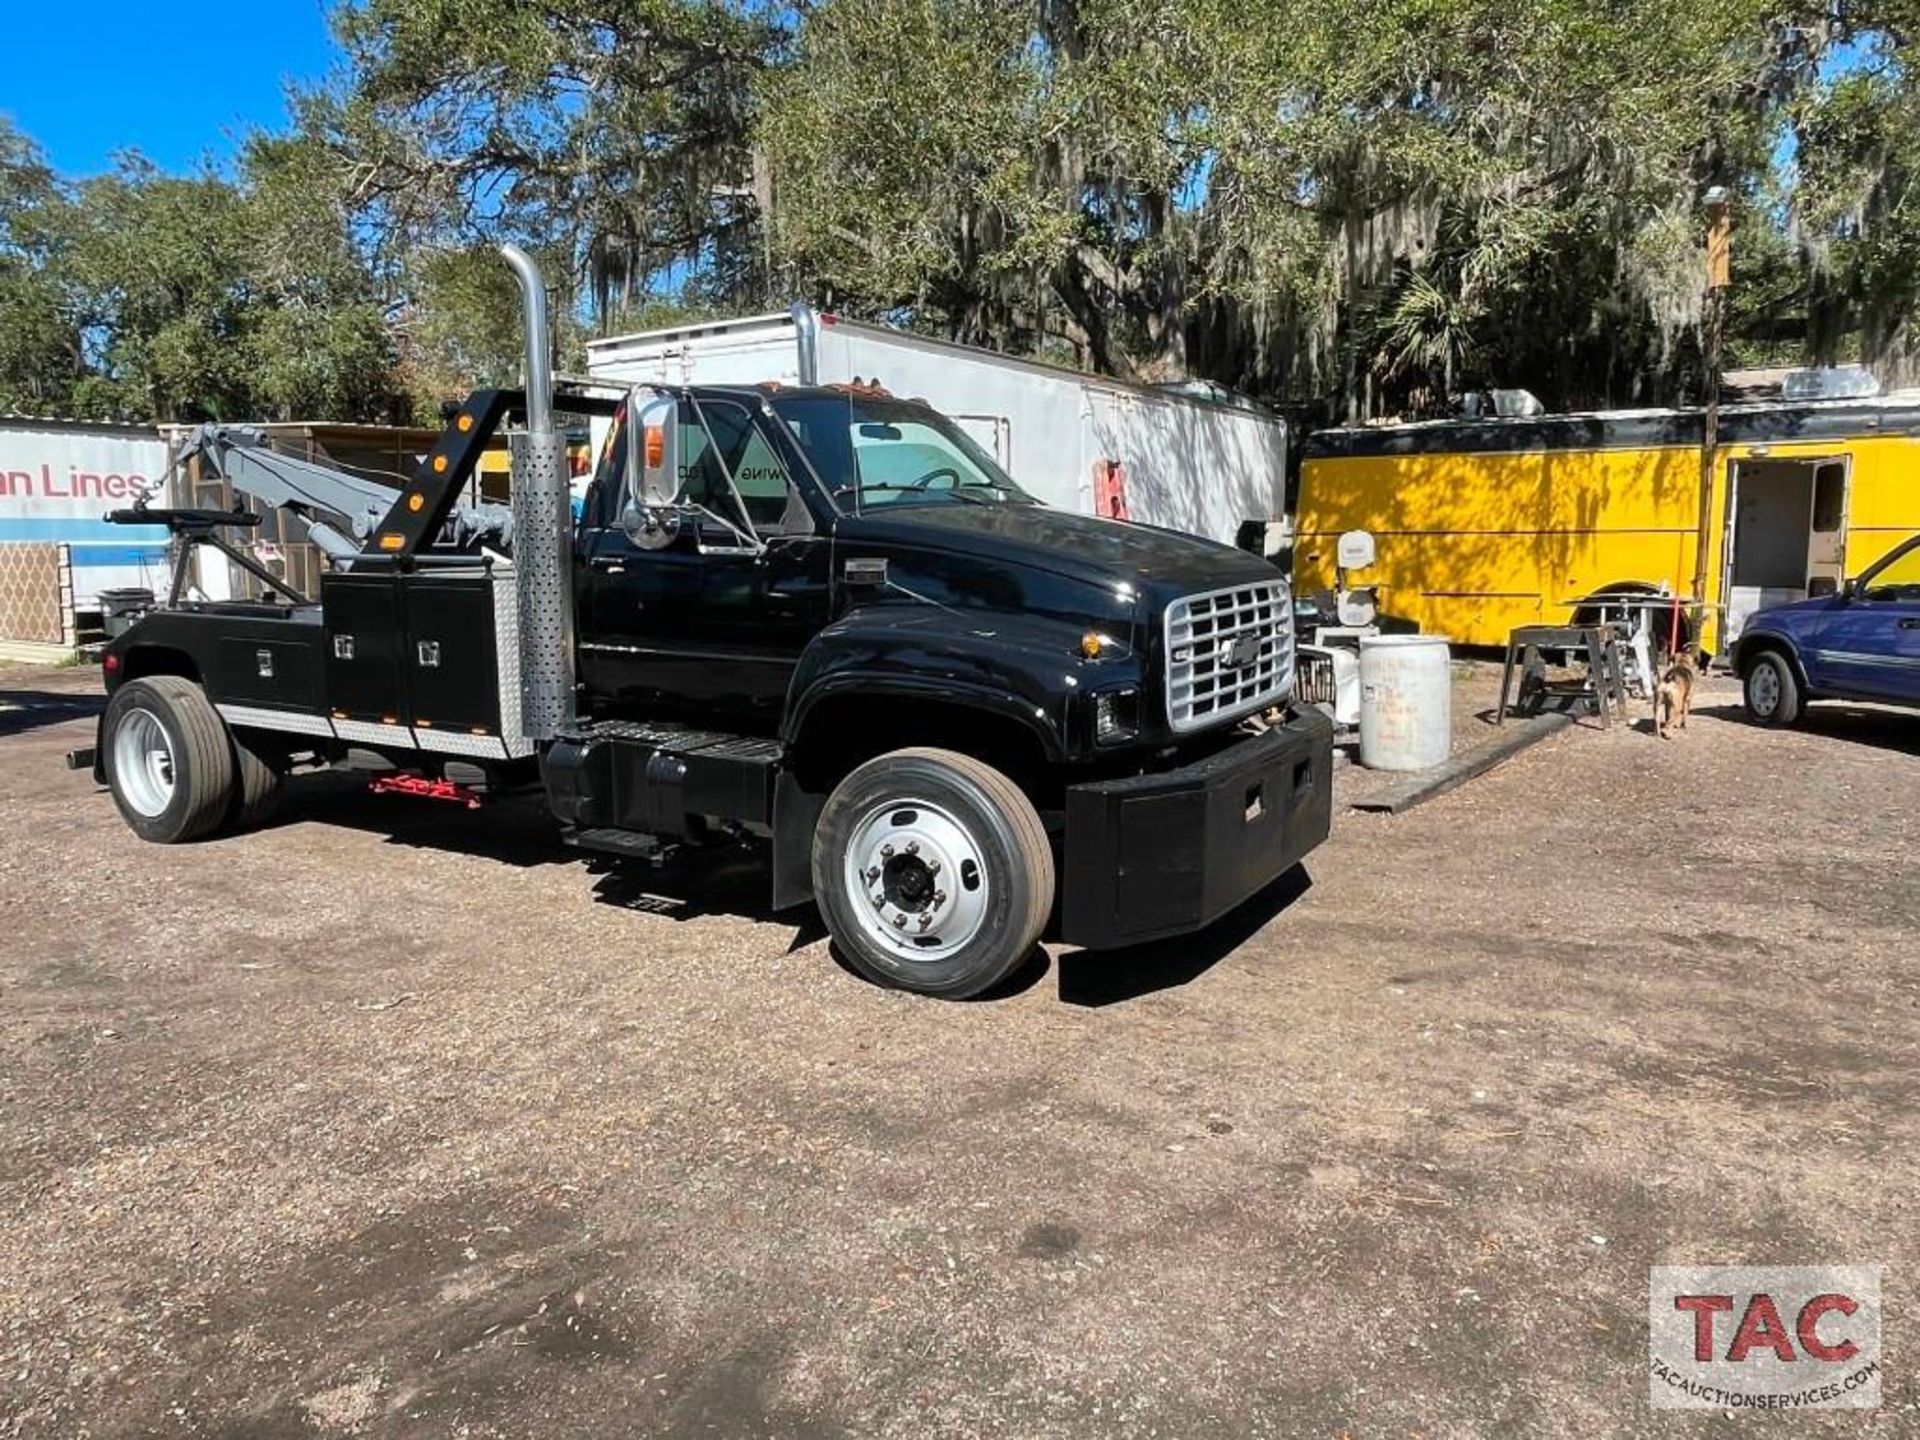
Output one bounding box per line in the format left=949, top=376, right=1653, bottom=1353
left=1653, top=652, right=1698, bottom=739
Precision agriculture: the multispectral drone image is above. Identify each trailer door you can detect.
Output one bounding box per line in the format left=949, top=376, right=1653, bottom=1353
left=1723, top=455, right=1851, bottom=643
left=948, top=413, right=1011, bottom=468
left=1806, top=459, right=1850, bottom=597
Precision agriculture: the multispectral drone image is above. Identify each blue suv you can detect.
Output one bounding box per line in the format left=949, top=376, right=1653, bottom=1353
left=1735, top=531, right=1920, bottom=725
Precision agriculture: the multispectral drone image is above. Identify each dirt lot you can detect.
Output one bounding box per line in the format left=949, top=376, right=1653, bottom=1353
left=2, top=663, right=1915, bottom=1437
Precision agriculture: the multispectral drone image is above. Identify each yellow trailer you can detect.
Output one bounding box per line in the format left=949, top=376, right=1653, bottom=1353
left=1297, top=400, right=1920, bottom=656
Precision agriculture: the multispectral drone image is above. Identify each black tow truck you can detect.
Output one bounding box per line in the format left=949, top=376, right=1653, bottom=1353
left=80, top=247, right=1332, bottom=998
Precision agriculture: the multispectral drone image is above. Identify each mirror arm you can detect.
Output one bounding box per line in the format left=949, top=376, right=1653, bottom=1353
left=685, top=395, right=766, bottom=551
left=684, top=503, right=766, bottom=554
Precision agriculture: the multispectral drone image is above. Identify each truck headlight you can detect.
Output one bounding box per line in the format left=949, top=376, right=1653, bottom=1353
left=1094, top=688, right=1139, bottom=744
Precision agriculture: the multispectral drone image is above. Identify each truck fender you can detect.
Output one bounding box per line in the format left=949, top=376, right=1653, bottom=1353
left=780, top=609, right=1088, bottom=763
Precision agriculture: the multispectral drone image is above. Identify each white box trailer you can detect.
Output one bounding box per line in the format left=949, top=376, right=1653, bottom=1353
left=584, top=307, right=1289, bottom=550
left=0, top=419, right=170, bottom=612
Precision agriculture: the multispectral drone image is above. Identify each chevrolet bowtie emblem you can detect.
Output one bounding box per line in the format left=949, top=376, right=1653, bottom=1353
left=1220, top=635, right=1262, bottom=669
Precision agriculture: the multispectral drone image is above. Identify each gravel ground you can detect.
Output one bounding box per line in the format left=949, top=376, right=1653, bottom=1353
left=1, top=662, right=1915, bottom=1437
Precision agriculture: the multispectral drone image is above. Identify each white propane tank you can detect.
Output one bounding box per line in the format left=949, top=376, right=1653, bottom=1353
left=1358, top=635, right=1452, bottom=771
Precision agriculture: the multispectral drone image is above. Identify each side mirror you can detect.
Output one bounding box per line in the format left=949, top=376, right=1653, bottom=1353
left=620, top=391, right=683, bottom=550
left=628, top=391, right=680, bottom=508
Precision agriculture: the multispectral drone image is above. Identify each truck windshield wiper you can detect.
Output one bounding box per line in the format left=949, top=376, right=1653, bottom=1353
left=840, top=482, right=997, bottom=507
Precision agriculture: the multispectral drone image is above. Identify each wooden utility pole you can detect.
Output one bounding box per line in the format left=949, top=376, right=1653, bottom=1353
left=1690, top=188, right=1732, bottom=659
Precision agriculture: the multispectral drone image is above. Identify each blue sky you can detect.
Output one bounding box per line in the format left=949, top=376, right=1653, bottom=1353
left=4, top=1, right=338, bottom=176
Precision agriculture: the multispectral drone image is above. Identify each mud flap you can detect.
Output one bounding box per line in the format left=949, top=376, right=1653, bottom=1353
left=771, top=770, right=826, bottom=910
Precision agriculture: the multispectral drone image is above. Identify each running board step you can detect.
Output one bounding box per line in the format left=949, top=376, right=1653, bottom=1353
left=543, top=721, right=782, bottom=837
left=564, top=827, right=678, bottom=864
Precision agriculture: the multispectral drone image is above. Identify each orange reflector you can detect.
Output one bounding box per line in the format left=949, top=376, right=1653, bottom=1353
left=432, top=454, right=449, bottom=473
left=381, top=716, right=398, bottom=726
left=416, top=718, right=433, bottom=727
left=379, top=533, right=404, bottom=551
left=470, top=727, right=488, bottom=736
left=456, top=413, right=473, bottom=432
left=1080, top=631, right=1104, bottom=659
left=407, top=493, right=424, bottom=512
left=645, top=426, right=664, bottom=467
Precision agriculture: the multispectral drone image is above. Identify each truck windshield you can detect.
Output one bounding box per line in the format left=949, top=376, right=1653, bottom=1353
left=770, top=393, right=1035, bottom=511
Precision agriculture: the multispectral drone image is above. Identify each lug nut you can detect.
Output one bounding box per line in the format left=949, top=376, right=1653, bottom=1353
left=872, top=892, right=886, bottom=907
left=865, top=866, right=880, bottom=882
left=893, top=914, right=907, bottom=929
left=928, top=860, right=942, bottom=875
left=933, top=891, right=946, bottom=906
left=918, top=915, right=932, bottom=931
left=881, top=844, right=895, bottom=858
left=905, top=840, right=920, bottom=855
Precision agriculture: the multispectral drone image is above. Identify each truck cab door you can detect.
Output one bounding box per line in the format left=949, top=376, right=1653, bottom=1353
left=576, top=394, right=831, bottom=725
left=1809, top=535, right=1920, bottom=699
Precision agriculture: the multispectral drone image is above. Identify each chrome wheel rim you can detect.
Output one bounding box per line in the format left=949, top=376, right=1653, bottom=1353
left=114, top=707, right=176, bottom=817
left=1748, top=665, right=1779, bottom=717
left=842, top=797, right=990, bottom=962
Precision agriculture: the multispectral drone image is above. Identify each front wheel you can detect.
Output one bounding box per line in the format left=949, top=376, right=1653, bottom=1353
left=1743, top=651, right=1803, bottom=727
left=812, top=748, right=1054, bottom=999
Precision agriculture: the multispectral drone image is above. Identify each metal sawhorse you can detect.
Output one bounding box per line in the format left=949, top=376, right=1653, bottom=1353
left=1496, top=624, right=1631, bottom=727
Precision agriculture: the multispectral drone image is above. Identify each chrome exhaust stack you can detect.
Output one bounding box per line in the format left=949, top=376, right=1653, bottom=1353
left=789, top=301, right=821, bottom=385
left=500, top=243, right=575, bottom=741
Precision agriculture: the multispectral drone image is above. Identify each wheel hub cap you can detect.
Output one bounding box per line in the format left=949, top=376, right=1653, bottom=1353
left=113, top=707, right=176, bottom=818
left=844, top=798, right=990, bottom=962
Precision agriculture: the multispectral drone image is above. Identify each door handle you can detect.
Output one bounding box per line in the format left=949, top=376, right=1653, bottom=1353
left=590, top=557, right=627, bottom=574
left=1899, top=617, right=1920, bottom=630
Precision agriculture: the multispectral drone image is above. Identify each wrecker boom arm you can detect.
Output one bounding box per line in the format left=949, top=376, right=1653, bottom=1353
left=168, top=423, right=408, bottom=557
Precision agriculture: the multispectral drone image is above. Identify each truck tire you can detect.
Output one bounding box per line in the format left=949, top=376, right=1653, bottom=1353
left=102, top=676, right=237, bottom=843
left=1742, top=650, right=1802, bottom=727
left=229, top=729, right=286, bottom=831
left=812, top=747, right=1054, bottom=999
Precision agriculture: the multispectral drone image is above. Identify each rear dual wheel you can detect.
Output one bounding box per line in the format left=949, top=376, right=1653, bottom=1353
left=813, top=748, right=1053, bottom=1000
left=103, top=676, right=284, bottom=843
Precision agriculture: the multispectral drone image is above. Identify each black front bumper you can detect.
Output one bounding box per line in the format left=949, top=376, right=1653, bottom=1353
left=1059, top=706, right=1333, bottom=950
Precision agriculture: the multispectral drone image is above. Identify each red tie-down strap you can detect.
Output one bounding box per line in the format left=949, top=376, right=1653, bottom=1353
left=369, top=773, right=483, bottom=809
